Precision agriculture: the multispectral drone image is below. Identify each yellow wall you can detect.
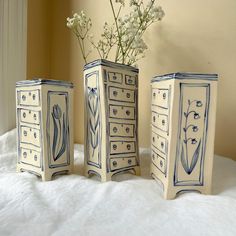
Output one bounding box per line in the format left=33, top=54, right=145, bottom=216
left=27, top=0, right=51, bottom=79
left=27, top=0, right=236, bottom=160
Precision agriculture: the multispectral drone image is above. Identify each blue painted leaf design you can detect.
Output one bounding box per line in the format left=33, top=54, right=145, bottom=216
left=180, top=144, right=189, bottom=174
left=52, top=112, right=58, bottom=160
left=181, top=140, right=201, bottom=175
left=189, top=139, right=201, bottom=173
left=54, top=114, right=66, bottom=161
left=52, top=105, right=67, bottom=162
left=88, top=90, right=99, bottom=157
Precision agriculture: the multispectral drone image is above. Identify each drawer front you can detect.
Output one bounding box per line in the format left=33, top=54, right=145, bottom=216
left=125, top=75, right=136, bottom=86
left=20, top=109, right=40, bottom=125
left=108, top=72, right=123, bottom=84
left=18, top=90, right=40, bottom=106
left=152, top=150, right=166, bottom=174
left=109, top=123, right=134, bottom=137
left=152, top=132, right=168, bottom=155
left=110, top=141, right=136, bottom=154
left=109, top=86, right=135, bottom=103
left=110, top=156, right=137, bottom=171
left=152, top=112, right=168, bottom=132
left=109, top=105, right=135, bottom=120
left=20, top=148, right=41, bottom=167
left=20, top=126, right=41, bottom=147
left=152, top=88, right=169, bottom=108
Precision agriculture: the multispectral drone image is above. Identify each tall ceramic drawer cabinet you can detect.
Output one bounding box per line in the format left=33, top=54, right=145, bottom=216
left=150, top=73, right=218, bottom=199
left=84, top=59, right=140, bottom=182
left=16, top=79, right=74, bottom=181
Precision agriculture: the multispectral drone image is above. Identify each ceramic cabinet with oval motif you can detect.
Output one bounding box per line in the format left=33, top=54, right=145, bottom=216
left=84, top=59, right=140, bottom=182
left=151, top=73, right=218, bottom=199
left=16, top=79, right=74, bottom=181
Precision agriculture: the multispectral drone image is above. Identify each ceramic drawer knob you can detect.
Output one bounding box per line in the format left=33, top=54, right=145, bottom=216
left=16, top=79, right=74, bottom=181
left=84, top=59, right=140, bottom=182
left=150, top=73, right=218, bottom=199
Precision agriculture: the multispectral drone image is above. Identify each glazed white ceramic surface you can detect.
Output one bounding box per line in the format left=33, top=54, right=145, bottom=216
left=84, top=59, right=140, bottom=181
left=150, top=73, right=218, bottom=199
left=16, top=79, right=74, bottom=181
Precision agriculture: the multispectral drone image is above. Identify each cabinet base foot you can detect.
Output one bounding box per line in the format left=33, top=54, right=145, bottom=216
left=85, top=165, right=140, bottom=182
left=163, top=188, right=211, bottom=200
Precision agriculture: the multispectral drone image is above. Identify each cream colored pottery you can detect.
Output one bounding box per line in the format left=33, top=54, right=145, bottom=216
left=150, top=73, right=218, bottom=199
left=16, top=79, right=74, bottom=181
left=84, top=59, right=140, bottom=182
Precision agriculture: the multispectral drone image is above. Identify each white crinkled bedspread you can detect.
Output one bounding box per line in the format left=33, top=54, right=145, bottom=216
left=0, top=129, right=236, bottom=236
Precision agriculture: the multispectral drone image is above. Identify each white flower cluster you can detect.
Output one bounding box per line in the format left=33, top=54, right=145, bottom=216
left=115, top=0, right=125, bottom=5
left=66, top=11, right=92, bottom=29
left=66, top=11, right=92, bottom=63
left=147, top=5, right=165, bottom=21
left=66, top=0, right=165, bottom=66
left=114, top=0, right=165, bottom=64
left=89, top=22, right=117, bottom=60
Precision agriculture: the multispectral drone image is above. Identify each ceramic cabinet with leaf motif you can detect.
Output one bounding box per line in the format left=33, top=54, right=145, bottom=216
left=84, top=59, right=140, bottom=182
left=16, top=79, right=74, bottom=181
left=150, top=73, right=218, bottom=199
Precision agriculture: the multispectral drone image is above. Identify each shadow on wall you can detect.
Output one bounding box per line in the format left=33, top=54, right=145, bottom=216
left=150, top=24, right=212, bottom=72
left=50, top=0, right=72, bottom=82
left=27, top=0, right=73, bottom=82
left=28, top=0, right=79, bottom=141
left=138, top=22, right=219, bottom=148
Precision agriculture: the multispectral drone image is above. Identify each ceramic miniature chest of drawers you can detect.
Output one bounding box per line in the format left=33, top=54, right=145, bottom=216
left=16, top=79, right=74, bottom=181
left=84, top=59, right=140, bottom=182
left=150, top=73, right=218, bottom=199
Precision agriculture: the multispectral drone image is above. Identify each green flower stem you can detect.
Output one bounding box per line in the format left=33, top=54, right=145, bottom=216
left=120, top=0, right=155, bottom=63
left=116, top=5, right=122, bottom=19
left=105, top=38, right=117, bottom=59
left=73, top=20, right=92, bottom=64
left=74, top=30, right=87, bottom=64
left=90, top=40, right=103, bottom=58
left=67, top=1, right=164, bottom=66
left=124, top=19, right=156, bottom=65
left=78, top=38, right=87, bottom=64
left=109, top=0, right=125, bottom=63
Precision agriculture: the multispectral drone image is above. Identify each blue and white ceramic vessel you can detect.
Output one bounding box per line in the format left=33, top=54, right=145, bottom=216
left=84, top=59, right=140, bottom=181
left=150, top=72, right=218, bottom=199
left=16, top=79, right=74, bottom=181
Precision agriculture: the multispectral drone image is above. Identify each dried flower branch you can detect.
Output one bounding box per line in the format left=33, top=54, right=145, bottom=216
left=66, top=11, right=92, bottom=63
left=66, top=0, right=165, bottom=66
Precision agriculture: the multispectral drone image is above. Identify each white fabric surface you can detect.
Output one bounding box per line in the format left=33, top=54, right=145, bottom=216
left=0, top=129, right=236, bottom=236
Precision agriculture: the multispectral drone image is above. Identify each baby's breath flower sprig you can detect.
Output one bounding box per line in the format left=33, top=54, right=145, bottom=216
left=115, top=0, right=125, bottom=6
left=67, top=11, right=92, bottom=63
left=66, top=0, right=164, bottom=66
left=115, top=0, right=164, bottom=64
left=110, top=0, right=126, bottom=63
left=88, top=22, right=118, bottom=60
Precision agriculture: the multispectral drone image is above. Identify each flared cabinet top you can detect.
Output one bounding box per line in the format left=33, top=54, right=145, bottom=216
left=16, top=79, right=74, bottom=88
left=152, top=72, right=218, bottom=83
left=84, top=59, right=139, bottom=73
